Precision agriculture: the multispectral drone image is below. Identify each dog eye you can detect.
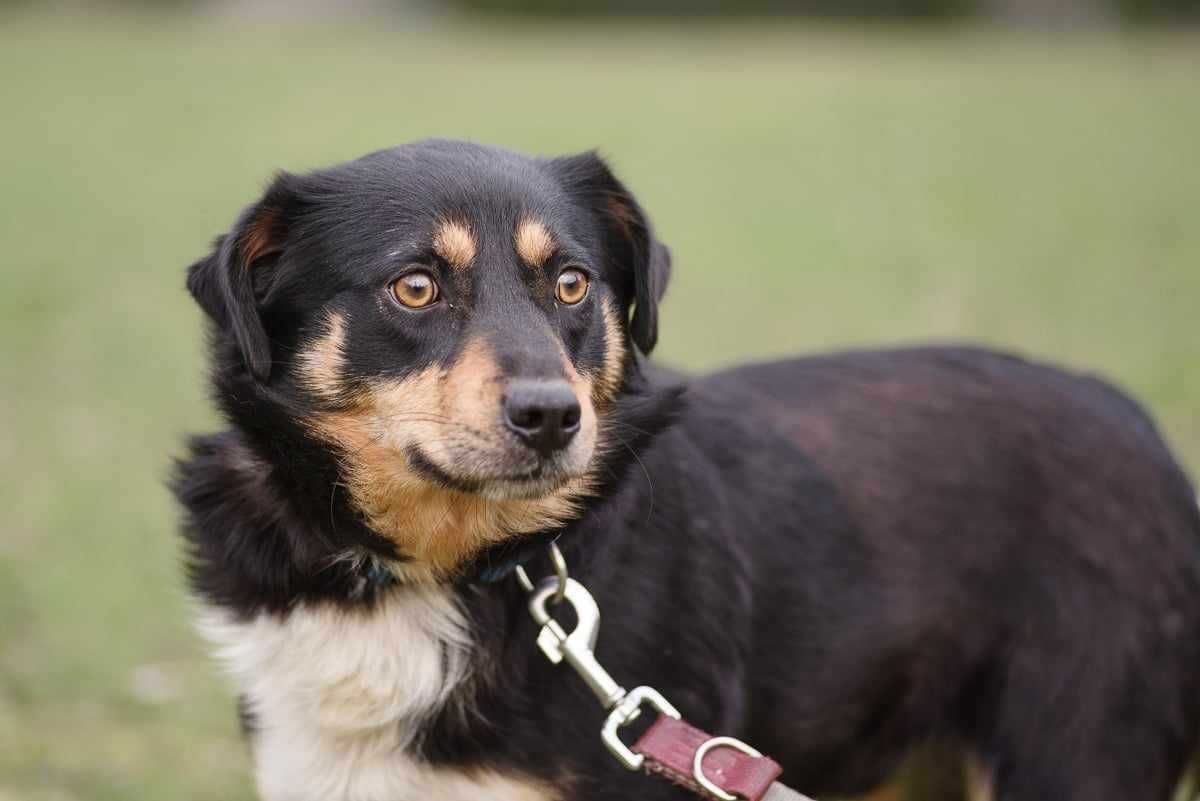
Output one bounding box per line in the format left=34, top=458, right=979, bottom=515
left=391, top=271, right=440, bottom=309
left=555, top=269, right=589, bottom=305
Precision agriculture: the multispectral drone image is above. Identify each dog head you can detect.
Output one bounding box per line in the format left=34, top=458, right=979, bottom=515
left=187, top=140, right=674, bottom=580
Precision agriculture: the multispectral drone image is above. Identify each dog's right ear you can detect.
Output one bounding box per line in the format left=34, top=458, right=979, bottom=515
left=545, top=151, right=671, bottom=355
left=187, top=174, right=298, bottom=383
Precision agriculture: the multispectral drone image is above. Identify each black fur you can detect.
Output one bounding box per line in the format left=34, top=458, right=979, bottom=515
left=175, top=140, right=1200, bottom=800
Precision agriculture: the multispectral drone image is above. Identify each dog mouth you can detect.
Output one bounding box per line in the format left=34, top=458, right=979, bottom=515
left=404, top=445, right=579, bottom=499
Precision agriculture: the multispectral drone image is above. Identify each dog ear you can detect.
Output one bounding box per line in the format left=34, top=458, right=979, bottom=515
left=547, top=152, right=671, bottom=354
left=187, top=174, right=297, bottom=382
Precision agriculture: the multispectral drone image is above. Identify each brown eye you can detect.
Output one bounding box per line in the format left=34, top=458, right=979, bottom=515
left=391, top=270, right=439, bottom=309
left=555, top=268, right=589, bottom=305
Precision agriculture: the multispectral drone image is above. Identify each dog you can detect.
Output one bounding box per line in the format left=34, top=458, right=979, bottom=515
left=175, top=139, right=1200, bottom=801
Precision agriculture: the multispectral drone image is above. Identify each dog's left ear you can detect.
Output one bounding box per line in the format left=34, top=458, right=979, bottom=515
left=546, top=152, right=671, bottom=354
left=186, top=174, right=298, bottom=382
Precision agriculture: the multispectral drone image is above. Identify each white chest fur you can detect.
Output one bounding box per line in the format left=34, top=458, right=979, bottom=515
left=196, top=586, right=554, bottom=801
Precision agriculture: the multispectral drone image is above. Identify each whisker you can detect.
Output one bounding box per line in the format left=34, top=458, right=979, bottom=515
left=604, top=419, right=658, bottom=439
left=609, top=428, right=655, bottom=529
left=328, top=479, right=348, bottom=534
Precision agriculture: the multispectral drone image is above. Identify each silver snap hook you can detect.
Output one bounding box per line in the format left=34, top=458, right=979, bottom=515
left=513, top=541, right=684, bottom=775
left=527, top=574, right=625, bottom=710
left=548, top=541, right=568, bottom=605
left=513, top=541, right=568, bottom=603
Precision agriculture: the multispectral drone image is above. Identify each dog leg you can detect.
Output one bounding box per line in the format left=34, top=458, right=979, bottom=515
left=964, top=752, right=993, bottom=801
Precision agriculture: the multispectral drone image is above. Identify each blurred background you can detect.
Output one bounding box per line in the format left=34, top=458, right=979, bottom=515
left=1, top=0, right=1197, bottom=798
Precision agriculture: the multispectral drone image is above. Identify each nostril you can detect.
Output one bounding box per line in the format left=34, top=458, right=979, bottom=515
left=561, top=403, right=581, bottom=431
left=510, top=407, right=544, bottom=432
left=504, top=398, right=541, bottom=434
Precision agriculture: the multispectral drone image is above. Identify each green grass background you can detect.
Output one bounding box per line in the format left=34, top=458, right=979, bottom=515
left=1, top=9, right=1197, bottom=799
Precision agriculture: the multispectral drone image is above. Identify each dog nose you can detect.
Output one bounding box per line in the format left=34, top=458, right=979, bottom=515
left=503, top=380, right=581, bottom=456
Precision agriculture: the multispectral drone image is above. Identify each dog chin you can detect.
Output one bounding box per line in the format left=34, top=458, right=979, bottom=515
left=405, top=445, right=582, bottom=500
left=474, top=472, right=576, bottom=500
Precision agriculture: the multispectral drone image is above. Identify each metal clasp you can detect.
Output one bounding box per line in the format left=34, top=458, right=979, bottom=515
left=527, top=574, right=626, bottom=709
left=516, top=544, right=682, bottom=770
left=601, top=685, right=681, bottom=769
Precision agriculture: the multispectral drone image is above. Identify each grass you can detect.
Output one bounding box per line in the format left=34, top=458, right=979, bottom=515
left=0, top=9, right=1197, bottom=799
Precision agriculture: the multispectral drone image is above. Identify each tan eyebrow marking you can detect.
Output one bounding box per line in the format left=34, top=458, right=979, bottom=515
left=432, top=219, right=476, bottom=270
left=514, top=218, right=556, bottom=267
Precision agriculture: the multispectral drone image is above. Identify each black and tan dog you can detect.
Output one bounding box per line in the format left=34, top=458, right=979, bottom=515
left=175, top=139, right=1200, bottom=801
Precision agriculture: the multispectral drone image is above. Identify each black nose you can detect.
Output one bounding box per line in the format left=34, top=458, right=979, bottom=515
left=502, top=380, right=581, bottom=456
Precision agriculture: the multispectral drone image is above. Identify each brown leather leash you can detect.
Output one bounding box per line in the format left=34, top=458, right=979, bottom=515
left=515, top=545, right=815, bottom=801
left=633, top=715, right=812, bottom=801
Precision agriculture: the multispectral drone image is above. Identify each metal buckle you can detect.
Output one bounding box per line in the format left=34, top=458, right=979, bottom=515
left=601, top=686, right=682, bottom=770
left=693, top=736, right=763, bottom=801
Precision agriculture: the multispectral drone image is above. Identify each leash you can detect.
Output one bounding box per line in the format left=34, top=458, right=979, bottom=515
left=515, top=544, right=814, bottom=801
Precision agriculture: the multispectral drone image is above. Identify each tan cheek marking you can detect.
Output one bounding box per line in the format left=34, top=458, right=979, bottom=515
left=305, top=341, right=598, bottom=578
left=305, top=368, right=443, bottom=466
left=595, top=298, right=627, bottom=405
left=296, top=311, right=350, bottom=404
left=433, top=219, right=476, bottom=270
left=441, top=339, right=503, bottom=436
left=558, top=344, right=600, bottom=462
left=514, top=218, right=555, bottom=267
